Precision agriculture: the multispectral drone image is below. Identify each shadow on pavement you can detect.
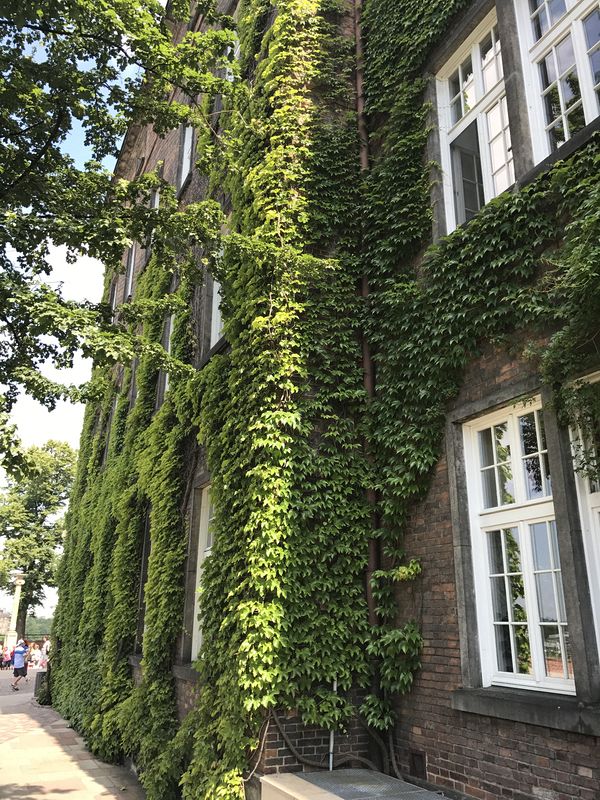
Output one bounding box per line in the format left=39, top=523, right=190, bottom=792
left=0, top=784, right=74, bottom=798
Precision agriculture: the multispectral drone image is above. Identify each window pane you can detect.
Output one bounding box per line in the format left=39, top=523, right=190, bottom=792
left=590, top=49, right=600, bottom=89
left=461, top=57, right=475, bottom=112
left=548, top=519, right=560, bottom=568
left=566, top=103, right=586, bottom=137
left=494, top=165, right=511, bottom=194
left=532, top=521, right=551, bottom=569
left=504, top=527, right=521, bottom=573
left=482, top=467, right=498, bottom=508
left=509, top=576, right=527, bottom=621
left=450, top=70, right=461, bottom=98
left=540, top=52, right=556, bottom=89
left=498, top=465, right=515, bottom=504
left=548, top=118, right=566, bottom=150
left=519, top=413, right=538, bottom=455
left=494, top=422, right=511, bottom=462
left=556, top=575, right=567, bottom=622
left=543, top=86, right=561, bottom=123
left=583, top=9, right=600, bottom=50
left=451, top=98, right=462, bottom=125
left=495, top=625, right=513, bottom=671
left=514, top=625, right=533, bottom=674
left=479, top=428, right=495, bottom=467
left=548, top=0, right=566, bottom=26
left=561, top=72, right=581, bottom=108
left=488, top=529, right=504, bottom=573
left=542, top=626, right=563, bottom=677
left=463, top=180, right=480, bottom=213
left=487, top=101, right=503, bottom=138
left=491, top=577, right=509, bottom=621
left=531, top=4, right=548, bottom=41
left=489, top=134, right=506, bottom=173
left=524, top=455, right=545, bottom=499
left=461, top=149, right=476, bottom=182
left=556, top=35, right=575, bottom=76
left=536, top=573, right=558, bottom=622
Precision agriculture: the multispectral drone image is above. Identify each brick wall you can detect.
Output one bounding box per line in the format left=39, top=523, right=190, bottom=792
left=257, top=709, right=370, bottom=775
left=391, top=344, right=600, bottom=800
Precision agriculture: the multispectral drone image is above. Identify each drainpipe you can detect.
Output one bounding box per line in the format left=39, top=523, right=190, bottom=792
left=353, top=0, right=379, bottom=635
left=353, top=0, right=388, bottom=773
left=328, top=677, right=338, bottom=771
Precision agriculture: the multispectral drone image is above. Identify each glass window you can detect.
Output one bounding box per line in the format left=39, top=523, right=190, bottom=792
left=124, top=243, right=136, bottom=300
left=465, top=399, right=575, bottom=692
left=584, top=7, right=600, bottom=108
left=191, top=486, right=215, bottom=658
left=178, top=125, right=195, bottom=190
left=210, top=277, right=224, bottom=349
left=438, top=14, right=514, bottom=231
left=529, top=0, right=568, bottom=41
left=520, top=0, right=600, bottom=160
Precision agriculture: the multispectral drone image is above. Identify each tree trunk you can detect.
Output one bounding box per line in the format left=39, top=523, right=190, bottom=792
left=16, top=601, right=28, bottom=639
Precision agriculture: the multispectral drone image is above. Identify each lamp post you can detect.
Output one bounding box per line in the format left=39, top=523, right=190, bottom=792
left=5, top=570, right=26, bottom=649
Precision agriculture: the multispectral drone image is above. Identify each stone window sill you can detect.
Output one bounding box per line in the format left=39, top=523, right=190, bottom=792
left=452, top=686, right=600, bottom=735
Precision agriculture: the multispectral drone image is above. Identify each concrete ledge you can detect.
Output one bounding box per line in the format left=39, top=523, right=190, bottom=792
left=172, top=663, right=199, bottom=683
left=260, top=774, right=342, bottom=800
left=452, top=687, right=600, bottom=735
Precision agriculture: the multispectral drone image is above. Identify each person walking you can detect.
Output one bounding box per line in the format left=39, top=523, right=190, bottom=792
left=11, top=639, right=29, bottom=691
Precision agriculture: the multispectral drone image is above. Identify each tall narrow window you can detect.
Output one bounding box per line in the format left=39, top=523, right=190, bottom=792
left=516, top=0, right=600, bottom=161
left=464, top=399, right=574, bottom=693
left=437, top=13, right=514, bottom=231
left=124, top=243, right=136, bottom=300
left=191, top=485, right=215, bottom=658
left=209, top=278, right=224, bottom=349
left=163, top=314, right=173, bottom=394
left=178, top=125, right=195, bottom=191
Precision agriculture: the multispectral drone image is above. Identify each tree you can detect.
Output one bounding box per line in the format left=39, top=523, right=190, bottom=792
left=0, top=0, right=234, bottom=473
left=0, top=440, right=76, bottom=636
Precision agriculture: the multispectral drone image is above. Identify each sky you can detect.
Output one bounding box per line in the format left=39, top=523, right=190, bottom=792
left=0, top=128, right=110, bottom=618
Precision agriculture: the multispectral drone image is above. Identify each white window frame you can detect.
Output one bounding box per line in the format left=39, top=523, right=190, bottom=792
left=191, top=485, right=215, bottom=659
left=464, top=398, right=576, bottom=694
left=163, top=313, right=173, bottom=394
left=437, top=10, right=515, bottom=233
left=571, top=371, right=600, bottom=656
left=177, top=124, right=195, bottom=191
left=209, top=277, right=224, bottom=349
left=124, top=243, right=136, bottom=299
left=515, top=0, right=600, bottom=164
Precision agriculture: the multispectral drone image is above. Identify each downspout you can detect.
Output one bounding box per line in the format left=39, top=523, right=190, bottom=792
left=354, top=0, right=388, bottom=772
left=353, top=0, right=380, bottom=651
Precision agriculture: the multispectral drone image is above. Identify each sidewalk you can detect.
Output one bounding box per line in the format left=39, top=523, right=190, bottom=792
left=0, top=667, right=146, bottom=800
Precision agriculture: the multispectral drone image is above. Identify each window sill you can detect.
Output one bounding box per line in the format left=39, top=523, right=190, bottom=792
left=452, top=686, right=600, bottom=735
left=172, top=663, right=199, bottom=684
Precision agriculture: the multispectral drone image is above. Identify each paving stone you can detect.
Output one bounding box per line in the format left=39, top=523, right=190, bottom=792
left=0, top=670, right=146, bottom=799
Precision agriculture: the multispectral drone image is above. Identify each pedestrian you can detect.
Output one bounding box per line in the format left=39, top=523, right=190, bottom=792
left=10, top=639, right=29, bottom=691
left=41, top=636, right=51, bottom=668
left=1, top=646, right=10, bottom=670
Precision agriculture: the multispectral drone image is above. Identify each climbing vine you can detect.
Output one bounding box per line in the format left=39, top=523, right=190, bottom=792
left=53, top=1, right=600, bottom=799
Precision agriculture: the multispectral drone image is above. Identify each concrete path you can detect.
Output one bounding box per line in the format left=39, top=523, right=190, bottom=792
left=0, top=667, right=146, bottom=800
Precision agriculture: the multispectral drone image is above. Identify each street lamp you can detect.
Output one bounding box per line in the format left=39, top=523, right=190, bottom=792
left=5, top=569, right=26, bottom=649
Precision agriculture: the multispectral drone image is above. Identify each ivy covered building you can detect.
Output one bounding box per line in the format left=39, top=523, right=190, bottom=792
left=52, top=2, right=600, bottom=800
